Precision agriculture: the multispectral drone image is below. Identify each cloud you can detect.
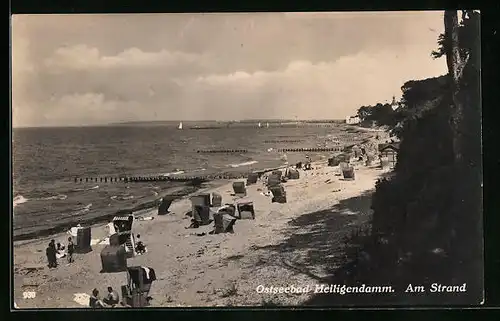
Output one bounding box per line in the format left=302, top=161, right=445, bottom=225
left=44, top=45, right=204, bottom=72
left=11, top=12, right=451, bottom=127
left=40, top=93, right=141, bottom=126
left=13, top=44, right=448, bottom=127
left=190, top=45, right=447, bottom=119
left=11, top=37, right=37, bottom=127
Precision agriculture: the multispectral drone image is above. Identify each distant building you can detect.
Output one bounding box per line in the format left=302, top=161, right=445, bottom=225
left=345, top=116, right=361, bottom=124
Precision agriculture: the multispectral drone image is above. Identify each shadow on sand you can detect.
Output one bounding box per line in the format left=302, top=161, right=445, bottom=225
left=252, top=189, right=482, bottom=307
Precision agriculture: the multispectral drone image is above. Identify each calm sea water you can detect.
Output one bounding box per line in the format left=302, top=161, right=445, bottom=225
left=12, top=123, right=354, bottom=240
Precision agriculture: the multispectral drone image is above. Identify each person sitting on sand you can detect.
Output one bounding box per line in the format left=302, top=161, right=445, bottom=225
left=55, top=242, right=66, bottom=259
left=89, top=289, right=106, bottom=308
left=135, top=234, right=146, bottom=254
left=103, top=287, right=120, bottom=306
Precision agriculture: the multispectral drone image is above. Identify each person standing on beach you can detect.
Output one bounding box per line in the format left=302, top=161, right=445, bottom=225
left=46, top=243, right=53, bottom=268
left=67, top=237, right=75, bottom=263
left=46, top=240, right=57, bottom=268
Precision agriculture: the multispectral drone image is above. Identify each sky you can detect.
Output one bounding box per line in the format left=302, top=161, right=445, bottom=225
left=11, top=11, right=448, bottom=127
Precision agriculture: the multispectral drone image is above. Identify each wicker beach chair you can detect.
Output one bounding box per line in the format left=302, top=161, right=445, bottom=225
left=236, top=202, right=255, bottom=219
left=270, top=185, right=287, bottom=203
left=211, top=192, right=222, bottom=207
left=287, top=168, right=300, bottom=179
left=192, top=205, right=213, bottom=226
left=213, top=212, right=237, bottom=234
left=246, top=173, right=258, bottom=185
left=342, top=166, right=355, bottom=180
left=267, top=174, right=281, bottom=187
left=75, top=227, right=92, bottom=253
left=100, top=245, right=127, bottom=273
left=232, top=182, right=247, bottom=197
left=157, top=197, right=174, bottom=215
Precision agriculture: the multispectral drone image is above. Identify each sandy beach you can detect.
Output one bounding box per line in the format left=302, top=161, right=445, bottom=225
left=13, top=146, right=389, bottom=308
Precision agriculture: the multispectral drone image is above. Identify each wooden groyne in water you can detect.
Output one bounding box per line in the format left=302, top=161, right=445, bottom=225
left=74, top=173, right=250, bottom=184
left=276, top=147, right=344, bottom=152
left=73, top=164, right=296, bottom=184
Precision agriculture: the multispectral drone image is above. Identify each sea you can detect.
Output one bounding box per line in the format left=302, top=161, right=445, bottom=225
left=12, top=121, right=366, bottom=241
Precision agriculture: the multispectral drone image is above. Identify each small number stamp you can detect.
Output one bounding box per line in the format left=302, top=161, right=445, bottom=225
left=22, top=291, right=36, bottom=299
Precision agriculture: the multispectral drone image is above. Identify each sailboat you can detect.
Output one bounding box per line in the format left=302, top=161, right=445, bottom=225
left=266, top=122, right=269, bottom=128
left=178, top=122, right=183, bottom=130
left=258, top=122, right=262, bottom=128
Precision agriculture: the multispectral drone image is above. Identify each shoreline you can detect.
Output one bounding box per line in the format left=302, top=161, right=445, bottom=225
left=13, top=163, right=298, bottom=243
left=13, top=155, right=389, bottom=308
left=13, top=123, right=381, bottom=243
left=13, top=184, right=201, bottom=242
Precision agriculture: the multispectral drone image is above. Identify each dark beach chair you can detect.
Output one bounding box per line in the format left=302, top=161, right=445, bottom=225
left=236, top=202, right=255, bottom=219
left=272, top=170, right=283, bottom=177
left=342, top=166, right=355, bottom=180
left=270, top=185, right=287, bottom=203
left=246, top=173, right=258, bottom=185
left=287, top=168, right=300, bottom=179
left=192, top=205, right=213, bottom=226
left=75, top=227, right=92, bottom=254
left=122, top=266, right=156, bottom=307
left=212, top=212, right=237, bottom=234
left=211, top=192, right=222, bottom=207
left=232, top=182, right=247, bottom=197
left=267, top=174, right=281, bottom=187
left=158, top=197, right=174, bottom=215
left=100, top=245, right=127, bottom=273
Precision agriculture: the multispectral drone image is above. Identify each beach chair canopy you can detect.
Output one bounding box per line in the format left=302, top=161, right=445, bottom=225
left=217, top=204, right=237, bottom=218
left=113, top=215, right=134, bottom=232
left=190, top=194, right=211, bottom=207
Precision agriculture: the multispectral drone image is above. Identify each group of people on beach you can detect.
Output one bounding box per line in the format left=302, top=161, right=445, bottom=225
left=89, top=287, right=120, bottom=308
left=46, top=237, right=75, bottom=268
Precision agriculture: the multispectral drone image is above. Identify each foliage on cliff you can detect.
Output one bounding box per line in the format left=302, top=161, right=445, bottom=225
left=356, top=103, right=397, bottom=128
left=367, top=10, right=481, bottom=289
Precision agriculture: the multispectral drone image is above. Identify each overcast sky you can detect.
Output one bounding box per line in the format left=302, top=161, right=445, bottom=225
left=11, top=11, right=447, bottom=127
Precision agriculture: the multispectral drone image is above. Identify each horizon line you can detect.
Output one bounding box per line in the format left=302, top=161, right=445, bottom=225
left=13, top=118, right=349, bottom=129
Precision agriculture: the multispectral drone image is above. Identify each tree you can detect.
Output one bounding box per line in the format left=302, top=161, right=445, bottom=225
left=444, top=10, right=468, bottom=163
left=355, top=102, right=397, bottom=127
left=357, top=106, right=372, bottom=120
left=368, top=10, right=481, bottom=295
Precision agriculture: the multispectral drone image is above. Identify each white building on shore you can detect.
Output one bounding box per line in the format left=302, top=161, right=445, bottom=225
left=345, top=115, right=361, bottom=124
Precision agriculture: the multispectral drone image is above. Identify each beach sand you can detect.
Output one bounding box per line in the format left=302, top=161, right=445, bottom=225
left=13, top=152, right=388, bottom=308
